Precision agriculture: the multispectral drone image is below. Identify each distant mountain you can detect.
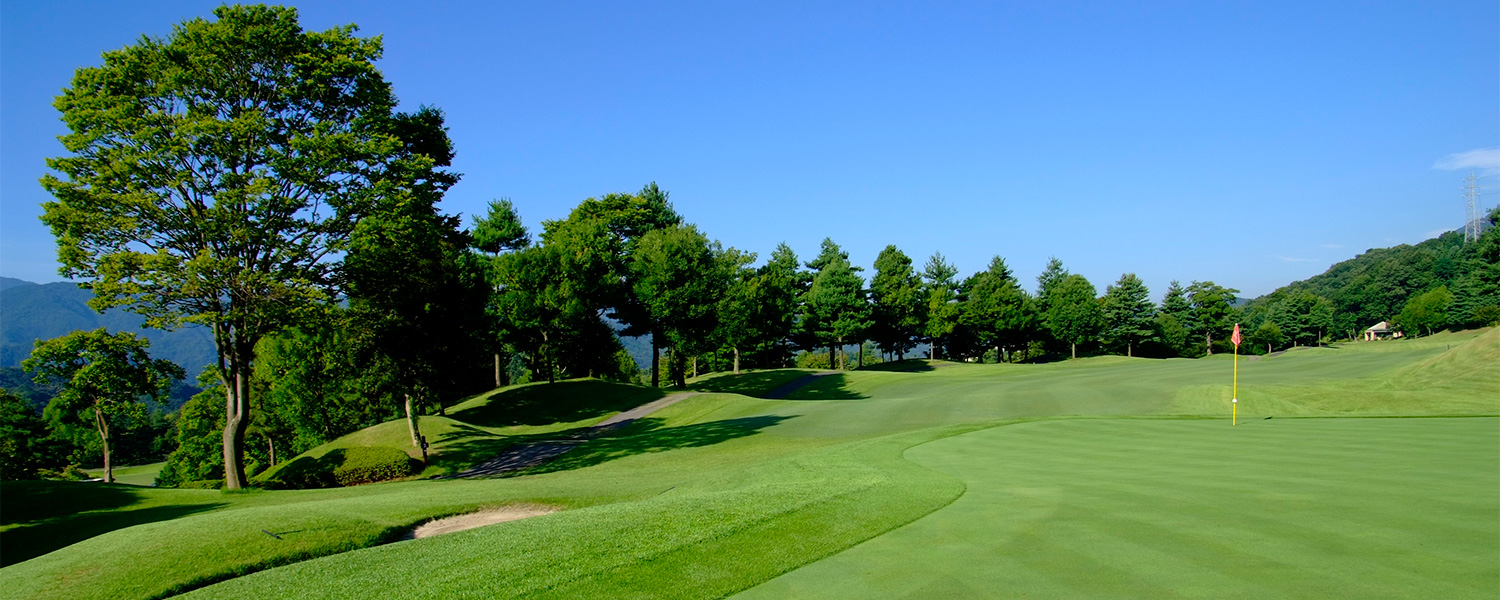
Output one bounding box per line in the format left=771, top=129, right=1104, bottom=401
left=0, top=279, right=217, bottom=379
left=0, top=276, right=36, bottom=292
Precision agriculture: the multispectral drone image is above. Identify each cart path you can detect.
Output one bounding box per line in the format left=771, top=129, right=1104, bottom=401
left=447, top=391, right=700, bottom=478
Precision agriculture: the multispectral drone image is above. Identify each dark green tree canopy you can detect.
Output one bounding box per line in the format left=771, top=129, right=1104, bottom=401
left=1101, top=273, right=1155, bottom=357
left=23, top=328, right=183, bottom=482
left=869, top=245, right=926, bottom=358
left=1046, top=274, right=1103, bottom=359
left=472, top=198, right=530, bottom=255
left=38, top=5, right=453, bottom=489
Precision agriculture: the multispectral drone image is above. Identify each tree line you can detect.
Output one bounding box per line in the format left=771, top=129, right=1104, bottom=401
left=5, top=6, right=1497, bottom=486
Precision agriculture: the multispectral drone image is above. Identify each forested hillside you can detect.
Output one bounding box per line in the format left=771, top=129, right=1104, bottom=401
left=1243, top=208, right=1499, bottom=340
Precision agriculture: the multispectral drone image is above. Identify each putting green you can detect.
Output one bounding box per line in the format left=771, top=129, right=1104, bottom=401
left=736, top=417, right=1500, bottom=599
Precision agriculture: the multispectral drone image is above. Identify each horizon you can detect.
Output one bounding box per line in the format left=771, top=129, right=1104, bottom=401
left=3, top=1, right=1497, bottom=298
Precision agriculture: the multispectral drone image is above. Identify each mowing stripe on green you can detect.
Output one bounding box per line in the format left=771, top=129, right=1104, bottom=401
left=736, top=417, right=1499, bottom=600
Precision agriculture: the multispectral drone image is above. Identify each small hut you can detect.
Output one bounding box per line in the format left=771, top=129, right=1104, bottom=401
left=1362, top=321, right=1403, bottom=341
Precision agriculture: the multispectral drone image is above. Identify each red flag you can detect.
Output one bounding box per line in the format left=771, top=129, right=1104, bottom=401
left=1231, top=323, right=1242, bottom=346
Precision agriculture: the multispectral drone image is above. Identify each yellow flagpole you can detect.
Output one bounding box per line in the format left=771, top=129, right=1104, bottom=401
left=1232, top=333, right=1239, bottom=426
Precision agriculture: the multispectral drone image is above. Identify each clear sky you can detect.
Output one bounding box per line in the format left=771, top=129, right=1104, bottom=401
left=3, top=1, right=1497, bottom=298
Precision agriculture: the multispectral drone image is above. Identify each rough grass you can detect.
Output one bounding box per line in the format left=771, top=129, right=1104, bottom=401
left=2, top=327, right=1495, bottom=599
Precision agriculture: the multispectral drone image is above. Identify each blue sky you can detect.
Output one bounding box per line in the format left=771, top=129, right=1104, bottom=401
left=3, top=1, right=1496, bottom=298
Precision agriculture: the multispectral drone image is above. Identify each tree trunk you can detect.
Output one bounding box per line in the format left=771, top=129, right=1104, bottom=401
left=733, top=347, right=740, bottom=374
left=858, top=342, right=864, bottom=368
left=405, top=393, right=427, bottom=464
left=829, top=344, right=837, bottom=369
left=651, top=335, right=660, bottom=388
left=1205, top=333, right=1213, bottom=355
left=1127, top=342, right=1133, bottom=358
left=221, top=339, right=252, bottom=490
left=268, top=437, right=276, bottom=468
left=93, top=402, right=112, bottom=484
left=691, top=356, right=698, bottom=379
left=1071, top=342, right=1077, bottom=359
left=542, top=331, right=555, bottom=384
left=494, top=353, right=502, bottom=388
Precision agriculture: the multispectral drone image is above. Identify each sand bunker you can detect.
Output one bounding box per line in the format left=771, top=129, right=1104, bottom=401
left=403, top=505, right=558, bottom=540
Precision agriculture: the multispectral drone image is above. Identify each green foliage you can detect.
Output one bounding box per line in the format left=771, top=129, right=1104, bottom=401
left=631, top=225, right=730, bottom=386
left=22, top=329, right=182, bottom=483
left=470, top=198, right=531, bottom=254
left=1045, top=274, right=1103, bottom=358
left=958, top=256, right=1032, bottom=360
left=256, top=446, right=418, bottom=490
left=744, top=244, right=803, bottom=368
left=176, top=479, right=224, bottom=490
left=803, top=240, right=872, bottom=369
left=1248, top=320, right=1286, bottom=354
left=0, top=389, right=68, bottom=480
left=156, top=378, right=226, bottom=488
left=1185, top=281, right=1240, bottom=354
left=1100, top=273, right=1155, bottom=356
left=869, top=245, right=926, bottom=359
left=40, top=5, right=455, bottom=489
left=331, top=447, right=418, bottom=486
left=1245, top=228, right=1485, bottom=338
left=1395, top=286, right=1454, bottom=336
left=922, top=252, right=961, bottom=358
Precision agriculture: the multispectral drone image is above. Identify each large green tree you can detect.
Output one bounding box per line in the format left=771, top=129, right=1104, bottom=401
left=869, top=245, right=926, bottom=360
left=1046, top=274, right=1103, bottom=359
left=1101, top=273, right=1155, bottom=357
left=544, top=184, right=682, bottom=386
left=1186, top=281, right=1240, bottom=355
left=631, top=225, right=729, bottom=387
left=749, top=244, right=804, bottom=367
left=804, top=254, right=871, bottom=370
left=0, top=390, right=67, bottom=480
left=471, top=198, right=532, bottom=386
left=22, top=329, right=183, bottom=483
left=960, top=256, right=1031, bottom=362
left=344, top=188, right=488, bottom=460
left=39, top=6, right=447, bottom=489
left=922, top=252, right=961, bottom=359
left=1395, top=286, right=1453, bottom=337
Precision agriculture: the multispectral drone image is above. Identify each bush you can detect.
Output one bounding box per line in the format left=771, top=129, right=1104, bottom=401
left=331, top=446, right=418, bottom=486
left=177, top=479, right=223, bottom=489
left=255, top=446, right=416, bottom=490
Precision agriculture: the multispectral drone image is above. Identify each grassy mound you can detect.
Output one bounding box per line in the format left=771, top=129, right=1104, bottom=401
left=258, top=447, right=418, bottom=490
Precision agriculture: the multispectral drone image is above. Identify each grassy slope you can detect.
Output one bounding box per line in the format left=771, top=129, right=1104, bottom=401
left=2, top=328, right=1494, bottom=599
left=85, top=462, right=164, bottom=487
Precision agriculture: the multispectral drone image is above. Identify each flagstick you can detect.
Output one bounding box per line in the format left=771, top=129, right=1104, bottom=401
left=1232, top=332, right=1239, bottom=427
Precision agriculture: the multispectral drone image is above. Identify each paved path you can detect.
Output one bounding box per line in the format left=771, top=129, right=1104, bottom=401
left=763, top=371, right=838, bottom=399
left=447, top=392, right=699, bottom=478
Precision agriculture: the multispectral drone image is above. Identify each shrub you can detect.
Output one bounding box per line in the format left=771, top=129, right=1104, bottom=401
left=331, top=446, right=417, bottom=486
left=178, top=479, right=223, bottom=489
left=255, top=446, right=416, bottom=490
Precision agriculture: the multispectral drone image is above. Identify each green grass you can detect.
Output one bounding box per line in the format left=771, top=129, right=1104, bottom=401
left=85, top=462, right=164, bottom=487
left=2, top=328, right=1494, bottom=599
left=738, top=417, right=1499, bottom=599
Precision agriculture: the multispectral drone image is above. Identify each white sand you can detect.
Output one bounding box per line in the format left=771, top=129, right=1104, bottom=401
left=404, top=505, right=557, bottom=539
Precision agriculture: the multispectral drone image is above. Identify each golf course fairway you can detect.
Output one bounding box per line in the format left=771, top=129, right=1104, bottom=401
left=2, top=329, right=1495, bottom=599
left=737, top=417, right=1498, bottom=599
